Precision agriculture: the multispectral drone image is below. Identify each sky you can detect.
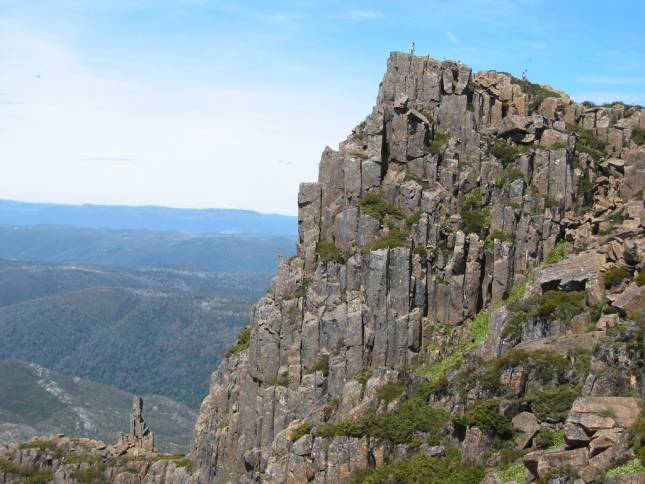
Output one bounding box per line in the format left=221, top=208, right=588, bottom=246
left=1, top=1, right=644, bottom=215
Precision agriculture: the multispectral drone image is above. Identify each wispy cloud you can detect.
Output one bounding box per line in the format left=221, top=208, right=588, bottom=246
left=80, top=157, right=140, bottom=163
left=578, top=75, right=645, bottom=85
left=346, top=9, right=383, bottom=21
left=445, top=30, right=460, bottom=45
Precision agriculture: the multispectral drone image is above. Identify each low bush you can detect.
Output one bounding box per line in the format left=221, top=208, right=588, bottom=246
left=454, top=400, right=513, bottom=440
left=358, top=192, right=403, bottom=220
left=636, top=272, right=645, bottom=287
left=225, top=327, right=251, bottom=357
left=317, top=392, right=449, bottom=445
left=357, top=369, right=373, bottom=388
left=490, top=141, right=524, bottom=167
left=350, top=448, right=484, bottom=484
left=319, top=239, right=346, bottom=263
left=604, top=265, right=631, bottom=288
left=495, top=167, right=525, bottom=187
left=498, top=462, right=526, bottom=483
left=605, top=458, right=645, bottom=478
left=573, top=126, right=607, bottom=159
left=484, top=229, right=514, bottom=251
left=633, top=127, right=645, bottom=145
left=365, top=226, right=410, bottom=252
left=376, top=382, right=405, bottom=404
left=525, top=385, right=579, bottom=422
left=461, top=187, right=491, bottom=235
left=0, top=459, right=54, bottom=484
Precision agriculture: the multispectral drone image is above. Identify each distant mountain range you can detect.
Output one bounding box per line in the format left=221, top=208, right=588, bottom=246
left=0, top=259, right=271, bottom=407
left=0, top=199, right=297, bottom=236
left=0, top=224, right=295, bottom=273
left=0, top=359, right=196, bottom=453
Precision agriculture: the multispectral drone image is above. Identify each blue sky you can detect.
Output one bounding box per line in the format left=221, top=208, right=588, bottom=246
left=1, top=0, right=644, bottom=214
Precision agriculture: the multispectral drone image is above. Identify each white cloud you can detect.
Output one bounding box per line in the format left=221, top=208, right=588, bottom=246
left=346, top=9, right=383, bottom=21
left=445, top=30, right=460, bottom=45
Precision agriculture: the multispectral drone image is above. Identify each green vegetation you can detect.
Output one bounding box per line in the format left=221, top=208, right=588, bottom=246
left=317, top=389, right=449, bottom=445
left=502, top=290, right=586, bottom=339
left=0, top=459, right=54, bottom=484
left=572, top=125, right=607, bottom=159
left=364, top=226, right=410, bottom=252
left=225, top=327, right=251, bottom=357
left=489, top=141, right=525, bottom=167
left=417, top=281, right=528, bottom=382
left=285, top=279, right=311, bottom=300
left=307, top=354, right=330, bottom=377
left=350, top=448, right=484, bottom=484
left=495, top=166, right=525, bottom=187
left=429, top=132, right=450, bottom=155
left=604, top=265, right=631, bottom=288
left=155, top=454, right=192, bottom=470
left=376, top=382, right=405, bottom=404
left=535, top=428, right=565, bottom=449
left=605, top=458, right=645, bottom=478
left=512, top=78, right=559, bottom=112
left=498, top=462, right=526, bottom=483
left=454, top=400, right=513, bottom=441
left=636, top=272, right=645, bottom=286
left=70, top=465, right=108, bottom=484
left=290, top=422, right=312, bottom=442
left=357, top=369, right=374, bottom=388
left=18, top=440, right=57, bottom=451
left=358, top=192, right=404, bottom=221
left=526, top=385, right=579, bottom=422
left=484, top=229, right=515, bottom=251
left=633, top=127, right=645, bottom=145
left=319, top=239, right=346, bottom=263
left=545, top=240, right=570, bottom=264
left=461, top=187, right=491, bottom=234
left=629, top=407, right=644, bottom=463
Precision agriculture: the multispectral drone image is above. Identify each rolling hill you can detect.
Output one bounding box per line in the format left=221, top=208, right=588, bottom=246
left=0, top=259, right=272, bottom=407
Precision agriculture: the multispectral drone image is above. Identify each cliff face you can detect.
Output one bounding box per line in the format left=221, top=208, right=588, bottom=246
left=1, top=52, right=643, bottom=484
left=188, top=53, right=645, bottom=483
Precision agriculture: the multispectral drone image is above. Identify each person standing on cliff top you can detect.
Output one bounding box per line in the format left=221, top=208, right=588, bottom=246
left=410, top=41, right=416, bottom=55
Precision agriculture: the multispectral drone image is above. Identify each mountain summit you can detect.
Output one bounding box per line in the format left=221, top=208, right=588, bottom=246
left=2, top=52, right=644, bottom=483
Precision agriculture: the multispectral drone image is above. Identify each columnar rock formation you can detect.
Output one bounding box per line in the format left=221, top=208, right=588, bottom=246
left=0, top=52, right=643, bottom=484
left=116, top=397, right=155, bottom=454
left=188, top=52, right=645, bottom=483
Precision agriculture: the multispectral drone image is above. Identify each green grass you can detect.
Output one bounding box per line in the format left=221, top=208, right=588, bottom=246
left=545, top=240, right=570, bottom=264
left=358, top=192, right=404, bottom=221
left=429, top=132, right=450, bottom=155
left=225, top=327, right=251, bottom=357
left=376, top=382, right=405, bottom=404
left=70, top=465, right=108, bottom=484
left=318, top=239, right=346, bottom=263
left=605, top=458, right=645, bottom=478
left=498, top=462, right=526, bottom=483
left=350, top=448, right=484, bottom=484
left=634, top=127, right=645, bottom=145
left=357, top=369, right=373, bottom=388
left=290, top=422, right=312, bottom=442
left=604, top=265, right=631, bottom=288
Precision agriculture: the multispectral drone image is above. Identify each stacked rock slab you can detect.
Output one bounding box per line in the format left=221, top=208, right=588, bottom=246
left=189, top=52, right=644, bottom=482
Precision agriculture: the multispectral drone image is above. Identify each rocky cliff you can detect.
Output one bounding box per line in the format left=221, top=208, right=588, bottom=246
left=1, top=52, right=644, bottom=483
